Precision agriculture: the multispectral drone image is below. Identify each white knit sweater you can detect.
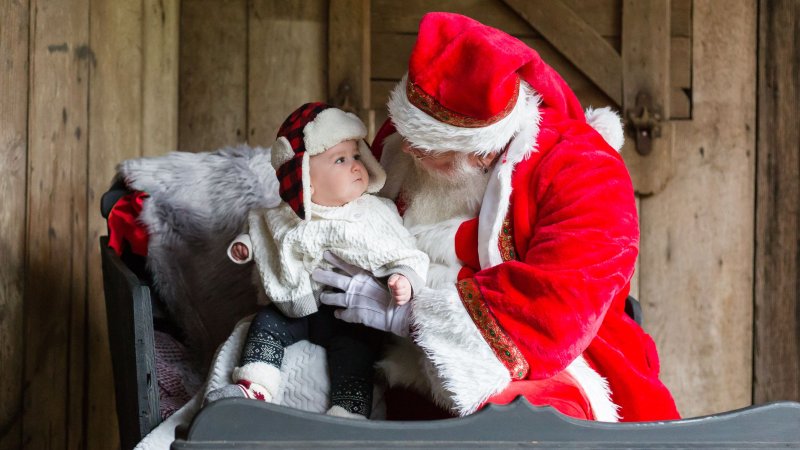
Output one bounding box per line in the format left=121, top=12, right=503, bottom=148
left=235, top=194, right=429, bottom=318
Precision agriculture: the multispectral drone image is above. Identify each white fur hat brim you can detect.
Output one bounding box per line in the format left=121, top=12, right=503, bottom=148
left=270, top=106, right=387, bottom=220
left=387, top=74, right=538, bottom=156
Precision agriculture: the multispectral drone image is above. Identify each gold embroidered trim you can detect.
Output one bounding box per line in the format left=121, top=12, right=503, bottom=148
left=457, top=278, right=529, bottom=380
left=406, top=79, right=520, bottom=129
left=498, top=212, right=517, bottom=262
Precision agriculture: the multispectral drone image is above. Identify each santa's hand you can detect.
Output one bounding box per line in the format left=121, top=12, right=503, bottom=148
left=312, top=251, right=411, bottom=337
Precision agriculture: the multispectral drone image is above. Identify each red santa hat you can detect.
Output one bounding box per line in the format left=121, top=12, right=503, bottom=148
left=271, top=102, right=386, bottom=219
left=387, top=12, right=624, bottom=158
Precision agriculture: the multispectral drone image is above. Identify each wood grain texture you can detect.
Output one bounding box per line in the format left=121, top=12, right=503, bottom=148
left=620, top=0, right=673, bottom=195
left=370, top=34, right=617, bottom=120
left=143, top=0, right=179, bottom=156
left=639, top=0, right=756, bottom=417
left=248, top=0, right=327, bottom=146
left=0, top=1, right=28, bottom=448
left=88, top=0, right=149, bottom=448
left=329, top=0, right=370, bottom=111
left=371, top=0, right=620, bottom=37
left=754, top=0, right=799, bottom=404
left=24, top=0, right=90, bottom=447
left=179, top=0, right=247, bottom=151
left=503, top=0, right=622, bottom=105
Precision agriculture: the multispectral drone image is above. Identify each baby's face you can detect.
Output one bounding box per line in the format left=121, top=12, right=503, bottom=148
left=308, top=140, right=369, bottom=207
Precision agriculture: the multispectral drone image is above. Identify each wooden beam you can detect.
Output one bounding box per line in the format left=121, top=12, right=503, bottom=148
left=329, top=0, right=371, bottom=134
left=754, top=0, right=800, bottom=404
left=502, top=0, right=622, bottom=105
left=0, top=2, right=29, bottom=448
left=371, top=0, right=620, bottom=37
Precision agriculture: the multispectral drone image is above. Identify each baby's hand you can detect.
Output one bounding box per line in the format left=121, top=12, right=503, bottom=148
left=388, top=274, right=412, bottom=305
left=231, top=242, right=250, bottom=262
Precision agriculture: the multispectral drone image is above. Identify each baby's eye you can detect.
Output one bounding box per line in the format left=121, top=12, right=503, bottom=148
left=353, top=154, right=361, bottom=160
left=335, top=157, right=345, bottom=164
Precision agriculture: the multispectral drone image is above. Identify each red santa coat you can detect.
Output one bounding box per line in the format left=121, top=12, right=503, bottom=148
left=373, top=105, right=680, bottom=423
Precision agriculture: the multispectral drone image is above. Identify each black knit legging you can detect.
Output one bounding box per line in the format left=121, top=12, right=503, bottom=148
left=240, top=304, right=385, bottom=416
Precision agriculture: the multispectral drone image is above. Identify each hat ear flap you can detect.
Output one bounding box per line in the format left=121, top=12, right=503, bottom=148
left=358, top=140, right=386, bottom=193
left=271, top=136, right=295, bottom=170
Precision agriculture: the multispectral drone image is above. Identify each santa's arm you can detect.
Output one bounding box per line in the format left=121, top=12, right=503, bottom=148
left=470, top=142, right=638, bottom=379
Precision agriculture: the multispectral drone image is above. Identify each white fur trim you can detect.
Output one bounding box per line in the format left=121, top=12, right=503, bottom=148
left=233, top=361, right=282, bottom=396
left=271, top=136, right=295, bottom=170
left=301, top=153, right=312, bottom=218
left=388, top=74, right=536, bottom=156
left=585, top=106, right=624, bottom=152
left=303, top=108, right=367, bottom=156
left=477, top=88, right=542, bottom=269
left=357, top=140, right=387, bottom=193
left=407, top=219, right=463, bottom=267
left=410, top=286, right=511, bottom=415
left=565, top=356, right=620, bottom=422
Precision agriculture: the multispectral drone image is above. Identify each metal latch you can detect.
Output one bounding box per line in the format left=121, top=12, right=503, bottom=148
left=626, top=92, right=663, bottom=156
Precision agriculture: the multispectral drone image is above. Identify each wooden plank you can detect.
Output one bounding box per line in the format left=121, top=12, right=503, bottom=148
left=670, top=37, right=691, bottom=89
left=754, top=0, right=799, bottom=404
left=0, top=1, right=28, bottom=448
left=329, top=0, right=372, bottom=133
left=87, top=0, right=146, bottom=448
left=670, top=87, right=692, bottom=119
left=670, top=36, right=692, bottom=119
left=371, top=0, right=620, bottom=37
left=143, top=0, right=179, bottom=156
left=620, top=0, right=672, bottom=195
left=671, top=0, right=692, bottom=37
left=639, top=0, right=756, bottom=417
left=179, top=0, right=247, bottom=151
left=248, top=0, right=327, bottom=146
left=24, top=0, right=90, bottom=447
left=503, top=0, right=622, bottom=105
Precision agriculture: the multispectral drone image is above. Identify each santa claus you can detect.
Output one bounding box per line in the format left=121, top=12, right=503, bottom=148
left=312, top=12, right=680, bottom=422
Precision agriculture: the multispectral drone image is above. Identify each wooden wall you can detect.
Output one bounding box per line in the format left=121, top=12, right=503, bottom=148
left=0, top=0, right=178, bottom=448
left=0, top=0, right=796, bottom=448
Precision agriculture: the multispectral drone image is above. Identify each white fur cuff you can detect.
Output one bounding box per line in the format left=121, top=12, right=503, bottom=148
left=233, top=362, right=282, bottom=395
left=410, top=286, right=510, bottom=415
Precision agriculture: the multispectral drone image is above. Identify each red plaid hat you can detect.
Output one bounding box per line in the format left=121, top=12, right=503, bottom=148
left=271, top=103, right=386, bottom=219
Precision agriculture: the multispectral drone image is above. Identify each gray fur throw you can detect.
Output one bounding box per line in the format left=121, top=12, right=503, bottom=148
left=117, top=145, right=281, bottom=365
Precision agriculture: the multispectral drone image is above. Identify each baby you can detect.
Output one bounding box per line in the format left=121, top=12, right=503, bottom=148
left=205, top=103, right=428, bottom=419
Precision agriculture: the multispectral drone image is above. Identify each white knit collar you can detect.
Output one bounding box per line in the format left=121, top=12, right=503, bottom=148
left=306, top=195, right=367, bottom=220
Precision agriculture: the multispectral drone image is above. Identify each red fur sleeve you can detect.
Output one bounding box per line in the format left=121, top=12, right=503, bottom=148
left=473, top=140, right=639, bottom=379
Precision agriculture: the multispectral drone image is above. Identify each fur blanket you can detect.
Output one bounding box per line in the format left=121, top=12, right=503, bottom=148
left=118, top=145, right=281, bottom=364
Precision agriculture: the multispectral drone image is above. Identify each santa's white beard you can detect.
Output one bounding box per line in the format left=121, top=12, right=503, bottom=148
left=397, top=154, right=491, bottom=289
left=402, top=154, right=490, bottom=228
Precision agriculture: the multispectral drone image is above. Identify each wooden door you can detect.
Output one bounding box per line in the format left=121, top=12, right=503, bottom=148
left=366, top=0, right=756, bottom=418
